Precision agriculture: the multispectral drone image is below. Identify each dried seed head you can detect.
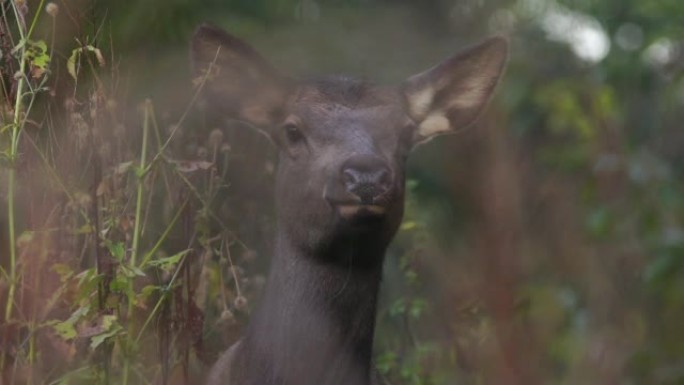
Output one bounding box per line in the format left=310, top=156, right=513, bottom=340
left=209, top=128, right=224, bottom=145
left=15, top=0, right=27, bottom=13
left=233, top=295, right=248, bottom=311
left=75, top=192, right=92, bottom=208
left=242, top=249, right=257, bottom=263
left=220, top=309, right=236, bottom=324
left=220, top=143, right=231, bottom=153
left=45, top=2, right=58, bottom=17
left=252, top=275, right=266, bottom=290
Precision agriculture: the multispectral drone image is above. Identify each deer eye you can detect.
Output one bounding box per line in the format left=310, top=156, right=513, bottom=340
left=283, top=123, right=305, bottom=144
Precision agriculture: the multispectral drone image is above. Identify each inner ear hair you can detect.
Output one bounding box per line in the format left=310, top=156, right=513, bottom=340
left=403, top=36, right=509, bottom=143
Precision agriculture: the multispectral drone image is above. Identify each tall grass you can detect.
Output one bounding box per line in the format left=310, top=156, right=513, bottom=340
left=0, top=3, right=249, bottom=383
left=2, top=0, right=48, bottom=373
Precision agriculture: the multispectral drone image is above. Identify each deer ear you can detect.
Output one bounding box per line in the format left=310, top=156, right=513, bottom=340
left=191, top=24, right=291, bottom=127
left=402, top=36, right=508, bottom=145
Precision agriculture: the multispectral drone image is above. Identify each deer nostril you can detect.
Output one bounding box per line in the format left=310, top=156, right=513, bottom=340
left=342, top=168, right=357, bottom=187
left=340, top=156, right=392, bottom=204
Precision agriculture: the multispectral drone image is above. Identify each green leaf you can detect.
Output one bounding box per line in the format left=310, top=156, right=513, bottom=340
left=139, top=285, right=160, bottom=301
left=401, top=221, right=417, bottom=231
left=51, top=263, right=74, bottom=282
left=404, top=270, right=418, bottom=283
left=52, top=320, right=77, bottom=340
left=66, top=44, right=106, bottom=80
left=109, top=276, right=128, bottom=293
left=67, top=305, right=90, bottom=323
left=90, top=316, right=123, bottom=350
left=409, top=299, right=428, bottom=319
left=106, top=241, right=126, bottom=262
left=389, top=299, right=406, bottom=317
left=115, top=161, right=133, bottom=174
left=101, top=314, right=117, bottom=330
left=52, top=305, right=90, bottom=341
left=644, top=252, right=682, bottom=285
left=375, top=351, right=398, bottom=373
left=75, top=268, right=98, bottom=289
left=586, top=207, right=614, bottom=239
left=119, top=264, right=145, bottom=278
left=67, top=47, right=79, bottom=80
left=145, top=249, right=189, bottom=271
left=74, top=224, right=93, bottom=234
left=17, top=231, right=34, bottom=244
left=32, top=40, right=47, bottom=52
left=130, top=265, right=146, bottom=277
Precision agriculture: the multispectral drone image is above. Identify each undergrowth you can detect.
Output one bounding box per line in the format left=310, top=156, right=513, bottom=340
left=0, top=2, right=256, bottom=383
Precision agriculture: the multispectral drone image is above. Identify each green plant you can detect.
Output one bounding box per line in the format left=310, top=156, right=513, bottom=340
left=0, top=0, right=52, bottom=372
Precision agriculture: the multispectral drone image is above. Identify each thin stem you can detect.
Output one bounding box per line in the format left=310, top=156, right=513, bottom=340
left=1, top=0, right=31, bottom=372
left=131, top=101, right=151, bottom=270
left=143, top=47, right=220, bottom=174
left=140, top=199, right=189, bottom=269
left=223, top=238, right=242, bottom=298
left=121, top=99, right=152, bottom=385
left=135, top=251, right=188, bottom=343
left=26, top=0, right=46, bottom=39
left=4, top=0, right=29, bottom=317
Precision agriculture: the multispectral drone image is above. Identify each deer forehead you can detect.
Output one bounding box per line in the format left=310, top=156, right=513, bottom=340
left=292, top=77, right=400, bottom=107
left=290, top=104, right=406, bottom=143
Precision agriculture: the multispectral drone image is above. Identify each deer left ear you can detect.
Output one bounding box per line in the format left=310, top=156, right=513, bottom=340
left=402, top=36, right=509, bottom=145
left=191, top=24, right=291, bottom=128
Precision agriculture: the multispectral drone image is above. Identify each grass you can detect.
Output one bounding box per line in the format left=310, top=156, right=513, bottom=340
left=2, top=0, right=47, bottom=373
left=0, top=4, right=252, bottom=383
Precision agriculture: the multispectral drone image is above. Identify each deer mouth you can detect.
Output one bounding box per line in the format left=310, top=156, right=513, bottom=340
left=324, top=185, right=392, bottom=222
left=336, top=204, right=387, bottom=219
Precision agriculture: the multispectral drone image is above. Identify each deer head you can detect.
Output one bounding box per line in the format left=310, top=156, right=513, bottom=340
left=191, top=24, right=508, bottom=265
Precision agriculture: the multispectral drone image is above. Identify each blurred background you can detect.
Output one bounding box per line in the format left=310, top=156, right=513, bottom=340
left=1, top=0, right=683, bottom=384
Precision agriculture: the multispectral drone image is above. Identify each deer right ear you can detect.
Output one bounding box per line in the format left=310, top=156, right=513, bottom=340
left=191, top=24, right=291, bottom=128
left=402, top=36, right=508, bottom=146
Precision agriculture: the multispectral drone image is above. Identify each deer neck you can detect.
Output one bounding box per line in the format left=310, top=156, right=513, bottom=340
left=239, top=232, right=387, bottom=385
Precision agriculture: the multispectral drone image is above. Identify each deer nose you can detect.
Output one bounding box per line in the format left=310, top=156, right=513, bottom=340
left=341, top=155, right=392, bottom=205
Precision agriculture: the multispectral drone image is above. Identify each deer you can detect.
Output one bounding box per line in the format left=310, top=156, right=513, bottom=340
left=191, top=23, right=508, bottom=385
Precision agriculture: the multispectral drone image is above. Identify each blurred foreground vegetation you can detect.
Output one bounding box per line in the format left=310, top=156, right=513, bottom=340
left=1, top=0, right=683, bottom=384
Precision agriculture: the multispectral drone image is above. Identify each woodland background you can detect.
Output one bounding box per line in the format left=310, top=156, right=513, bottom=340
left=0, top=0, right=683, bottom=384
